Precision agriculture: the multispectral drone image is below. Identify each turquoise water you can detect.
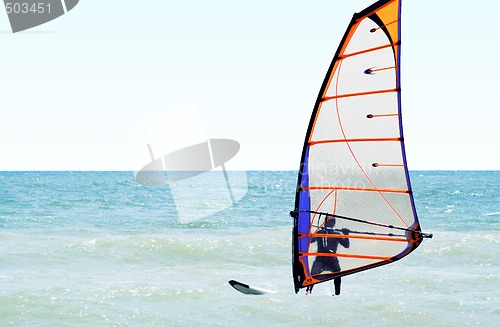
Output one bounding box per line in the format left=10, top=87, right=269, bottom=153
left=0, top=171, right=498, bottom=326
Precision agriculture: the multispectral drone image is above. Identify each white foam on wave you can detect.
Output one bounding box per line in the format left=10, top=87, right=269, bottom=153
left=484, top=211, right=500, bottom=216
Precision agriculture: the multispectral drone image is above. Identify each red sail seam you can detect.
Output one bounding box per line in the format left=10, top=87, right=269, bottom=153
left=303, top=234, right=411, bottom=242
left=340, top=42, right=398, bottom=60
left=303, top=186, right=408, bottom=194
left=309, top=137, right=400, bottom=146
left=302, top=252, right=391, bottom=261
left=323, top=88, right=397, bottom=101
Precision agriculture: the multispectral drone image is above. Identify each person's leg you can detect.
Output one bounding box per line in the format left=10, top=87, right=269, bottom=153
left=306, top=259, right=323, bottom=295
left=334, top=277, right=341, bottom=295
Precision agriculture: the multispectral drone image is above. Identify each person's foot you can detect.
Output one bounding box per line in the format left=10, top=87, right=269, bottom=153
left=305, top=290, right=311, bottom=295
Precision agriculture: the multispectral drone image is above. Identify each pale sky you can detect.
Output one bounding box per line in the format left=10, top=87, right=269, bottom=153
left=1, top=0, right=499, bottom=171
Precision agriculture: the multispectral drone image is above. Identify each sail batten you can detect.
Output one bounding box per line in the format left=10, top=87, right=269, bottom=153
left=340, top=42, right=400, bottom=59
left=292, top=0, right=430, bottom=294
left=304, top=234, right=413, bottom=243
left=309, top=137, right=401, bottom=145
left=303, top=253, right=392, bottom=261
left=302, top=186, right=409, bottom=193
left=322, top=88, right=399, bottom=101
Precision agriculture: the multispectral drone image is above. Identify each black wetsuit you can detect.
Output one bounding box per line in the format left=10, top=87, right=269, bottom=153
left=306, top=227, right=349, bottom=295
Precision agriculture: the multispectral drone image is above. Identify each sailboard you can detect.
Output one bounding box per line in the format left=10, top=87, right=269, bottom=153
left=290, top=0, right=432, bottom=294
left=228, top=280, right=276, bottom=295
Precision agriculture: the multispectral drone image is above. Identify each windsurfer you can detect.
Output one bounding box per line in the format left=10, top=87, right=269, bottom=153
left=306, top=217, right=350, bottom=296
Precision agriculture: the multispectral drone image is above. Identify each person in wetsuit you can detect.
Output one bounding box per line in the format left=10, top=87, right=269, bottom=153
left=306, top=216, right=350, bottom=296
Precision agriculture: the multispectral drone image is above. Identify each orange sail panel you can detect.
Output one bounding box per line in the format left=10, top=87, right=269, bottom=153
left=291, top=0, right=430, bottom=293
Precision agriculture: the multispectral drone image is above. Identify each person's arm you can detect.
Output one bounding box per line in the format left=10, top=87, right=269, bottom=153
left=340, top=228, right=350, bottom=248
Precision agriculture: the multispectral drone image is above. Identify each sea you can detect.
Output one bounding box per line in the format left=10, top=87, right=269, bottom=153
left=0, top=171, right=498, bottom=326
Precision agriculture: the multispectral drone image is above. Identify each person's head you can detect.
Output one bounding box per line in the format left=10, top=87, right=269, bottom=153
left=324, top=217, right=336, bottom=228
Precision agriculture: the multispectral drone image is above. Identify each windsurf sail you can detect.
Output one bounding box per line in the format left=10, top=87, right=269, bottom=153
left=291, top=0, right=432, bottom=293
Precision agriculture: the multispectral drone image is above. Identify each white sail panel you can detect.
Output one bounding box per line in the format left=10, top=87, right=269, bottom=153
left=311, top=93, right=400, bottom=141
left=307, top=142, right=408, bottom=189
left=324, top=49, right=397, bottom=97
